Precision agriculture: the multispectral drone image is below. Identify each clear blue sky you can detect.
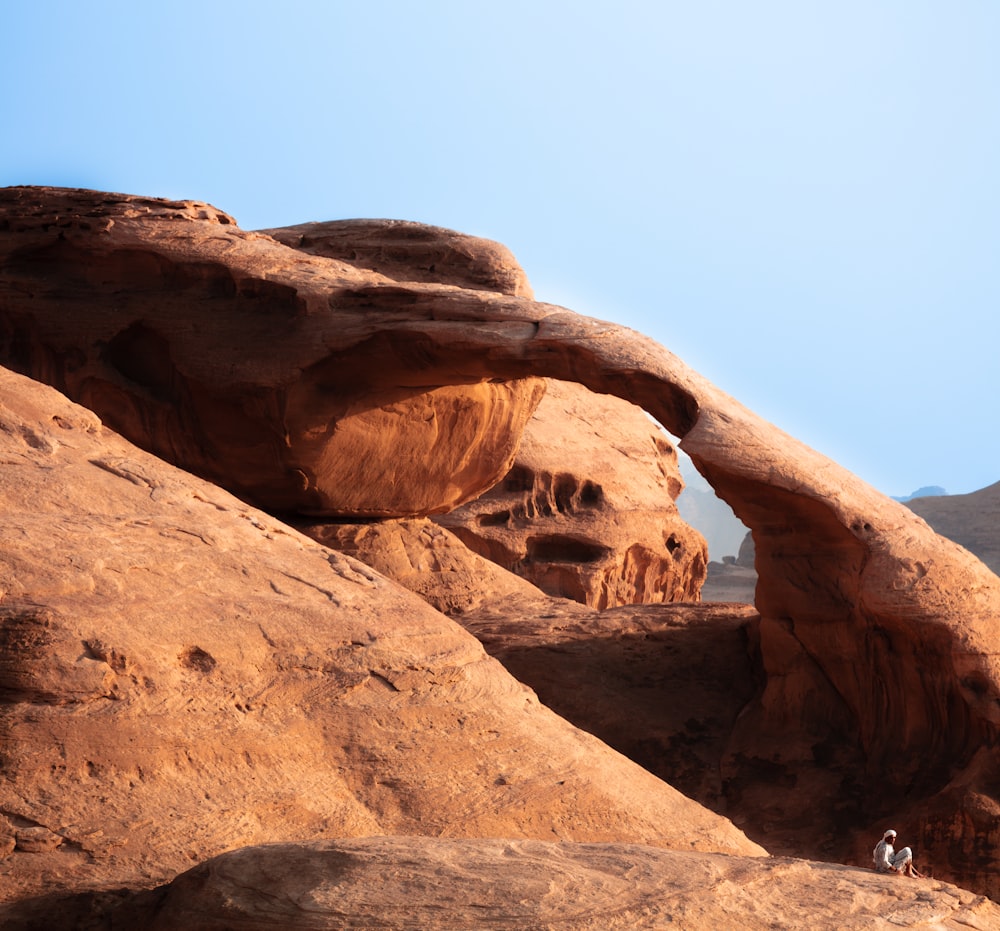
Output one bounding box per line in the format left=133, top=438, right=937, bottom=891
left=4, top=1, right=998, bottom=497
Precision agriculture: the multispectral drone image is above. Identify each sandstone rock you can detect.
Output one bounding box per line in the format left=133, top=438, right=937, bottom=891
left=0, top=366, right=762, bottom=919
left=460, top=600, right=760, bottom=815
left=260, top=217, right=534, bottom=297
left=5, top=187, right=1000, bottom=899
left=300, top=519, right=759, bottom=815
left=437, top=379, right=708, bottom=608
left=13, top=827, right=63, bottom=854
left=906, top=481, right=1000, bottom=577
left=111, top=836, right=1000, bottom=931
left=0, top=186, right=545, bottom=516
left=296, top=517, right=544, bottom=616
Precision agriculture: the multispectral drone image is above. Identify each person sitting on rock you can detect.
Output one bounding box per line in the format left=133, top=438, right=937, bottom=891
left=873, top=829, right=922, bottom=877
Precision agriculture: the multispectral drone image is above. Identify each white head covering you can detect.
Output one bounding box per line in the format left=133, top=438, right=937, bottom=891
left=884, top=829, right=897, bottom=840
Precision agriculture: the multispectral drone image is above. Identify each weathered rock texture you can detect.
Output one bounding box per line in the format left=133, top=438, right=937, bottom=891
left=260, top=218, right=535, bottom=298
left=298, top=520, right=763, bottom=828
left=0, top=367, right=761, bottom=922
left=436, top=379, right=708, bottom=608
left=0, top=188, right=546, bottom=516
left=906, top=482, right=1000, bottom=577
left=4, top=187, right=1000, bottom=904
left=297, top=517, right=545, bottom=617
left=108, top=837, right=1000, bottom=931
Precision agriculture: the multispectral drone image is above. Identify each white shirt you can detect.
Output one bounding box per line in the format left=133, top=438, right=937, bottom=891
left=874, top=839, right=896, bottom=872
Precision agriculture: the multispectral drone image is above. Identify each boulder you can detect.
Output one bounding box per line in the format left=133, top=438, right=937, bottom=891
left=0, top=367, right=762, bottom=919
left=109, top=837, right=1000, bottom=931
left=296, top=517, right=544, bottom=616
left=436, top=379, right=708, bottom=608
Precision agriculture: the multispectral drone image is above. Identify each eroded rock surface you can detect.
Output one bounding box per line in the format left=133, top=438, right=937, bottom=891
left=4, top=187, right=1000, bottom=899
left=906, top=482, right=1000, bottom=577
left=111, top=837, right=1000, bottom=931
left=0, top=187, right=545, bottom=516
left=0, top=367, right=761, bottom=920
left=437, top=380, right=708, bottom=608
left=260, top=217, right=534, bottom=297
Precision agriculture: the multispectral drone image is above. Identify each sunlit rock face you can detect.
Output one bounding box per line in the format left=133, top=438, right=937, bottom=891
left=0, top=366, right=761, bottom=921
left=110, top=836, right=1000, bottom=931
left=0, top=188, right=545, bottom=516
left=437, top=379, right=708, bottom=608
left=4, top=186, right=1000, bottom=903
left=260, top=217, right=535, bottom=298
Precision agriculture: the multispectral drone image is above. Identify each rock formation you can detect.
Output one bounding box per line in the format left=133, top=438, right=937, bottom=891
left=312, top=381, right=708, bottom=611
left=0, top=188, right=546, bottom=516
left=0, top=366, right=759, bottom=925
left=4, top=187, right=1000, bottom=917
left=906, top=482, right=1000, bottom=577
left=260, top=217, right=535, bottom=298
left=297, top=517, right=544, bottom=617
left=109, top=837, right=1000, bottom=931
left=436, top=379, right=708, bottom=608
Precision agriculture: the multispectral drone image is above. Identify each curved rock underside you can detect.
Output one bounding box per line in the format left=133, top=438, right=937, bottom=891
left=0, top=367, right=759, bottom=923
left=3, top=188, right=1000, bottom=914
left=437, top=379, right=708, bottom=608
left=0, top=189, right=547, bottom=517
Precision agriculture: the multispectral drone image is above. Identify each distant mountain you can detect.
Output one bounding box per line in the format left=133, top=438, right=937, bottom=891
left=893, top=485, right=947, bottom=503
left=676, top=455, right=749, bottom=562
left=905, top=481, right=1000, bottom=576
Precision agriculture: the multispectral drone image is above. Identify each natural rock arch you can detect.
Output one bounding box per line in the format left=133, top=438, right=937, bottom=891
left=2, top=187, right=1000, bottom=893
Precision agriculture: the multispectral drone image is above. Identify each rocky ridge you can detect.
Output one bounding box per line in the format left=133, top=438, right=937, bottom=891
left=906, top=482, right=1000, bottom=577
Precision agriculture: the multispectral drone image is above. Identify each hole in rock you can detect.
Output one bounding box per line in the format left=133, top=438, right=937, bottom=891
left=103, top=322, right=176, bottom=402
left=502, top=465, right=535, bottom=493
left=179, top=646, right=217, bottom=673
left=526, top=535, right=608, bottom=564
left=478, top=510, right=511, bottom=527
